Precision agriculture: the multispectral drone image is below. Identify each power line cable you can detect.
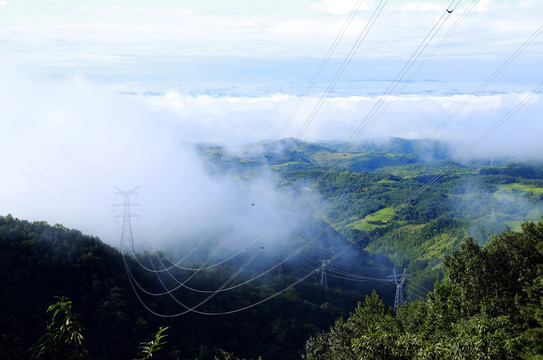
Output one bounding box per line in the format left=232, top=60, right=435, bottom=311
left=249, top=0, right=466, bottom=218
left=294, top=0, right=392, bottom=140
left=125, top=84, right=541, bottom=316
left=268, top=0, right=367, bottom=151
left=121, top=5, right=540, bottom=316
left=144, top=0, right=533, bottom=280
left=249, top=0, right=280, bottom=52
left=252, top=0, right=390, bottom=206
left=145, top=0, right=465, bottom=276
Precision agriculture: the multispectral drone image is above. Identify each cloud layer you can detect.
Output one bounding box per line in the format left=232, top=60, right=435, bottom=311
left=0, top=71, right=319, bottom=249
left=138, top=89, right=543, bottom=155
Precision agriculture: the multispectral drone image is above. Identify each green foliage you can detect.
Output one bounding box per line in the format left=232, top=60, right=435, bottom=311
left=135, top=327, right=169, bottom=360
left=213, top=349, right=263, bottom=360
left=520, top=236, right=543, bottom=360
left=304, top=220, right=543, bottom=360
left=0, top=214, right=368, bottom=360
left=199, top=140, right=543, bottom=294
left=522, top=296, right=543, bottom=359
left=30, top=296, right=89, bottom=360
left=28, top=297, right=169, bottom=360
left=304, top=291, right=398, bottom=360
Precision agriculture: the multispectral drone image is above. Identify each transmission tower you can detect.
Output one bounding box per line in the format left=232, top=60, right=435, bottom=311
left=114, top=186, right=139, bottom=252
left=490, top=207, right=496, bottom=223
left=387, top=268, right=407, bottom=312
left=278, top=264, right=284, bottom=285
left=319, top=260, right=330, bottom=293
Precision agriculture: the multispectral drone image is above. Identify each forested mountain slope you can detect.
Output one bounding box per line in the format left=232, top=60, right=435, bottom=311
left=0, top=214, right=391, bottom=359
left=304, top=220, right=543, bottom=359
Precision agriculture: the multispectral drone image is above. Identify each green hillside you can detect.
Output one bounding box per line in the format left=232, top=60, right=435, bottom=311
left=304, top=220, right=543, bottom=359
left=197, top=138, right=543, bottom=297
left=0, top=213, right=394, bottom=360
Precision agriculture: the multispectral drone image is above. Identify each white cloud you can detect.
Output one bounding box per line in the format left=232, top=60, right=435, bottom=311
left=390, top=1, right=443, bottom=12
left=2, top=0, right=541, bottom=66
left=0, top=69, right=325, bottom=248
left=318, top=0, right=370, bottom=15
left=132, top=89, right=543, bottom=156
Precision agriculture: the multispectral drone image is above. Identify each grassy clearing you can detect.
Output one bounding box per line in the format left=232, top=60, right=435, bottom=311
left=421, top=233, right=459, bottom=260
left=347, top=207, right=395, bottom=231
left=496, top=183, right=543, bottom=194
left=505, top=221, right=523, bottom=232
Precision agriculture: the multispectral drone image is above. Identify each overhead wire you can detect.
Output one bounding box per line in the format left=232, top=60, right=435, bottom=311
left=204, top=18, right=543, bottom=312
left=121, top=238, right=266, bottom=316
left=125, top=0, right=375, bottom=277
left=250, top=0, right=465, bottom=217
left=252, top=0, right=390, bottom=205
left=246, top=17, right=543, bottom=272
left=249, top=0, right=279, bottom=52
left=408, top=281, right=434, bottom=294
left=121, top=0, right=290, bottom=273
left=121, top=4, right=540, bottom=316
left=348, top=0, right=476, bottom=141
left=294, top=0, right=391, bottom=139
left=133, top=0, right=392, bottom=279
left=124, top=19, right=543, bottom=300
left=358, top=20, right=543, bottom=145
left=268, top=0, right=368, bottom=152
left=123, top=83, right=542, bottom=316
left=328, top=82, right=543, bottom=267
left=137, top=0, right=480, bottom=282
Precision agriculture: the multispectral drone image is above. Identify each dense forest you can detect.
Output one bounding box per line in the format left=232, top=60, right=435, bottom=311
left=1, top=218, right=541, bottom=359
left=303, top=220, right=543, bottom=359
left=0, top=214, right=392, bottom=359
left=2, top=138, right=543, bottom=359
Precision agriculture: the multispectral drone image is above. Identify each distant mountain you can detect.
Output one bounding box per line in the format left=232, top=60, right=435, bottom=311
left=196, top=137, right=452, bottom=174
left=318, top=137, right=452, bottom=161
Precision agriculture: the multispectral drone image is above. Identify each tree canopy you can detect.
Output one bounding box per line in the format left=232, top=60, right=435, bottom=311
left=304, top=219, right=543, bottom=360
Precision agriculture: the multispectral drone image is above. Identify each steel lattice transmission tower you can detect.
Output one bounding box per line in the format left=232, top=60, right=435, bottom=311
left=319, top=260, right=330, bottom=293
left=388, top=268, right=407, bottom=312
left=278, top=264, right=284, bottom=286
left=114, top=186, right=139, bottom=252
left=490, top=207, right=496, bottom=223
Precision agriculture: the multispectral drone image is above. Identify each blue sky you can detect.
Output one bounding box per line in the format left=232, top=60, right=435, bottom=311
left=3, top=0, right=542, bottom=97
left=1, top=0, right=542, bottom=240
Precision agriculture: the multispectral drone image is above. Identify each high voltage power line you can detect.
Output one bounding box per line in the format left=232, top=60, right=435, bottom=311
left=137, top=0, right=460, bottom=276
left=268, top=0, right=367, bottom=151
left=183, top=0, right=465, bottom=288
left=253, top=0, right=390, bottom=205
left=120, top=81, right=542, bottom=317
left=126, top=0, right=382, bottom=275
left=250, top=0, right=462, bottom=207
left=117, top=3, right=543, bottom=316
